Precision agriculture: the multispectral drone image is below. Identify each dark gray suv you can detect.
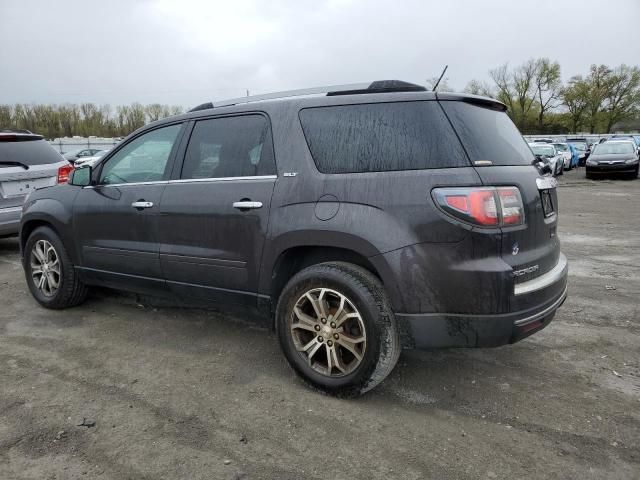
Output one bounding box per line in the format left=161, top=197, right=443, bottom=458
left=19, top=81, right=568, bottom=396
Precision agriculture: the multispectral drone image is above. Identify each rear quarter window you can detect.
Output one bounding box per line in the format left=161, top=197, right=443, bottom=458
left=299, top=101, right=469, bottom=174
left=0, top=138, right=65, bottom=166
left=440, top=101, right=535, bottom=166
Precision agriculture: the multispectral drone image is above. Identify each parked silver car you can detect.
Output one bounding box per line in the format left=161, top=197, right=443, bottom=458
left=63, top=148, right=103, bottom=163
left=528, top=142, right=563, bottom=176
left=0, top=130, right=72, bottom=237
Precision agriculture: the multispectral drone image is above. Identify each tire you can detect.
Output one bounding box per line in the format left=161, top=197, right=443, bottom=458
left=23, top=226, right=88, bottom=309
left=276, top=262, right=401, bottom=397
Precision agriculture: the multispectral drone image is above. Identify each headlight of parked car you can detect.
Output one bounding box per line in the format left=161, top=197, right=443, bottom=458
left=625, top=158, right=639, bottom=164
left=586, top=159, right=597, bottom=166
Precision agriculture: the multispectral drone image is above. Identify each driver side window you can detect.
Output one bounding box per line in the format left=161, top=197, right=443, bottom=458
left=100, top=124, right=182, bottom=185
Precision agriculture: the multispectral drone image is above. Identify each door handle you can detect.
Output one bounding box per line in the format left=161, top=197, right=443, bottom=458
left=233, top=201, right=263, bottom=210
left=131, top=201, right=154, bottom=209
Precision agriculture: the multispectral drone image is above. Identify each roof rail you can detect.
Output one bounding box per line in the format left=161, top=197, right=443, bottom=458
left=212, top=82, right=371, bottom=108
left=189, top=80, right=427, bottom=111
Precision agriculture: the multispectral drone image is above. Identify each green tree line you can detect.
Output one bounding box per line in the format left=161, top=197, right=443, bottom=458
left=463, top=61, right=640, bottom=135
left=0, top=103, right=184, bottom=139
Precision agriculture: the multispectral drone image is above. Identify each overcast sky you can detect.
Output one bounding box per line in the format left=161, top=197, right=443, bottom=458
left=1, top=0, right=639, bottom=108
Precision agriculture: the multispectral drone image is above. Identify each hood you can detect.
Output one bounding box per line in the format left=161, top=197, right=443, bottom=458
left=590, top=153, right=637, bottom=163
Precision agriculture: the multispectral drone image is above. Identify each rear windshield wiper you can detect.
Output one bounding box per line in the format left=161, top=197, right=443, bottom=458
left=0, top=161, right=29, bottom=170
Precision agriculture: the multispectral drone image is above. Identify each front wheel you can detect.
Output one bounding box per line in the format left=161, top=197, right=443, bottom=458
left=24, top=226, right=88, bottom=309
left=276, top=262, right=400, bottom=396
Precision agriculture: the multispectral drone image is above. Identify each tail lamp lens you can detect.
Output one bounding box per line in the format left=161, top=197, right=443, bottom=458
left=57, top=164, right=74, bottom=184
left=433, top=186, right=524, bottom=227
left=497, top=187, right=524, bottom=225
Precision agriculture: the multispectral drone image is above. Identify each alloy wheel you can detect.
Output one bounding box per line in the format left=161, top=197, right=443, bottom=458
left=289, top=288, right=366, bottom=377
left=30, top=239, right=60, bottom=297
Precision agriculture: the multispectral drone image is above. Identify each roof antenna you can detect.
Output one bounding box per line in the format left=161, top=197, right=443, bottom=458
left=432, top=65, right=448, bottom=92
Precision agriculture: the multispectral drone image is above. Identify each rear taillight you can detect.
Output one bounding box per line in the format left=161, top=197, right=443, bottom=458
left=57, top=164, right=73, bottom=184
left=433, top=186, right=524, bottom=227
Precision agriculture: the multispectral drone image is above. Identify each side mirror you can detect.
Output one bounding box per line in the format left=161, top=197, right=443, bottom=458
left=70, top=166, right=92, bottom=186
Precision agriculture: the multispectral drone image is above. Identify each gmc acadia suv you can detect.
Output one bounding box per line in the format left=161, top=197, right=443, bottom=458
left=19, top=81, right=568, bottom=396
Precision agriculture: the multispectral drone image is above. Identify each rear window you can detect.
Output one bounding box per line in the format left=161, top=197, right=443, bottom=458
left=299, top=101, right=469, bottom=174
left=440, top=101, right=535, bottom=166
left=0, top=137, right=64, bottom=166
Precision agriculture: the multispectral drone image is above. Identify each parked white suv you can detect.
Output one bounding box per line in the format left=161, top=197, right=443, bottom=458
left=0, top=130, right=72, bottom=237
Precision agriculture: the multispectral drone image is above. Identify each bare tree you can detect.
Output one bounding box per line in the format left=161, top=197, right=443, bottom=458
left=533, top=58, right=562, bottom=132
left=602, top=64, right=640, bottom=133
left=463, top=79, right=495, bottom=98
left=562, top=76, right=590, bottom=133
left=489, top=60, right=537, bottom=130
left=145, top=103, right=165, bottom=122
left=489, top=63, right=516, bottom=114
left=426, top=76, right=453, bottom=92
left=584, top=64, right=612, bottom=133
left=0, top=105, right=13, bottom=128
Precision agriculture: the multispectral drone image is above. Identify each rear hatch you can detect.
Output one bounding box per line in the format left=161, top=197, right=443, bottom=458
left=439, top=98, right=561, bottom=307
left=0, top=132, right=67, bottom=210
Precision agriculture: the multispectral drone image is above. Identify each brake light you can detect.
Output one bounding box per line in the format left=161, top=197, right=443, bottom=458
left=433, top=186, right=524, bottom=227
left=498, top=187, right=524, bottom=225
left=57, top=164, right=73, bottom=184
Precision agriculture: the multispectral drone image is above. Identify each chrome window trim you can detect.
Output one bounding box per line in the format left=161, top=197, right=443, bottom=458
left=168, top=175, right=277, bottom=184
left=83, top=180, right=169, bottom=189
left=82, top=175, right=278, bottom=189
left=514, top=253, right=567, bottom=296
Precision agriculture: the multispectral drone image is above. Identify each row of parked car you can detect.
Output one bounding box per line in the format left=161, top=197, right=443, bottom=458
left=527, top=135, right=640, bottom=179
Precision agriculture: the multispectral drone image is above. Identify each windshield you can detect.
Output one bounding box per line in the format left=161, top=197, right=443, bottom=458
left=553, top=143, right=569, bottom=152
left=593, top=142, right=636, bottom=155
left=530, top=145, right=555, bottom=157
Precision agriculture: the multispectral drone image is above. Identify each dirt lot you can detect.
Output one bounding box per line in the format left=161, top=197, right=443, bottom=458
left=0, top=170, right=638, bottom=480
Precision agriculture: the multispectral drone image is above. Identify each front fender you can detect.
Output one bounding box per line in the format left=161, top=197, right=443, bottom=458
left=20, top=188, right=80, bottom=263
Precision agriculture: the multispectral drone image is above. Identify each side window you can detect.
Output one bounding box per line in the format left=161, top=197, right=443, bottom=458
left=181, top=115, right=275, bottom=179
left=299, top=102, right=469, bottom=174
left=100, top=124, right=182, bottom=185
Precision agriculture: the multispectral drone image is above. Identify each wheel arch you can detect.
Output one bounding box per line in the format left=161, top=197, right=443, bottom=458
left=263, top=239, right=405, bottom=320
left=20, top=214, right=78, bottom=264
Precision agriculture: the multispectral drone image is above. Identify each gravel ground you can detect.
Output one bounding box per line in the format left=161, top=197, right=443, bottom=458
left=0, top=169, right=638, bottom=480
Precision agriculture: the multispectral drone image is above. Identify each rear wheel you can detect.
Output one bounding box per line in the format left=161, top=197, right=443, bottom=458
left=276, top=262, right=400, bottom=396
left=24, top=226, right=88, bottom=309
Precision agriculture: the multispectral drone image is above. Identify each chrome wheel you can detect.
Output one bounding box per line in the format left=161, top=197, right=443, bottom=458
left=290, top=288, right=366, bottom=377
left=30, top=239, right=60, bottom=297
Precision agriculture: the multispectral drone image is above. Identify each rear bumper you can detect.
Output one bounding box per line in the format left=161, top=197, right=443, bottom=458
left=397, top=254, right=568, bottom=349
left=0, top=206, right=22, bottom=237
